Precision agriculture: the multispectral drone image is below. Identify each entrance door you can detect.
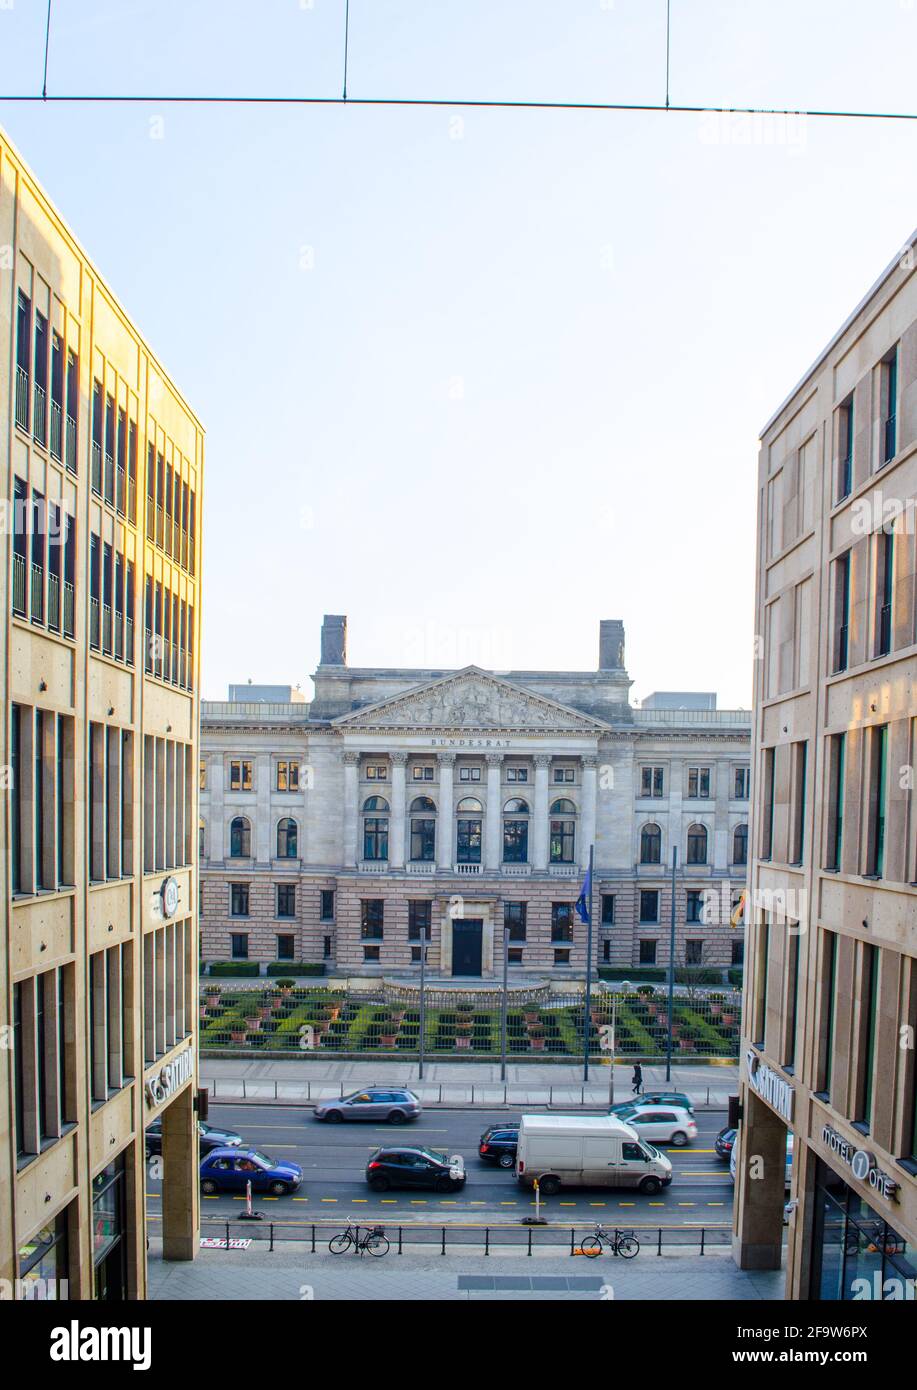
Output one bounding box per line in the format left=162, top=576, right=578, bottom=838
left=452, top=919, right=483, bottom=977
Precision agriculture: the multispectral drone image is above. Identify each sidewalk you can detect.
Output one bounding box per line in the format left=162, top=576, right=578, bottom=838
left=200, top=1057, right=738, bottom=1109
left=148, top=1240, right=782, bottom=1301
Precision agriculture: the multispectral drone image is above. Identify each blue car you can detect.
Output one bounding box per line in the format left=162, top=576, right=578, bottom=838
left=200, top=1146, right=303, bottom=1196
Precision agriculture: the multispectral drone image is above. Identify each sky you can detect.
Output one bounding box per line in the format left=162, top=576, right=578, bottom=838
left=2, top=0, right=917, bottom=708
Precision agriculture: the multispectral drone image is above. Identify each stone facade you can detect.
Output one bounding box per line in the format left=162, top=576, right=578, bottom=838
left=200, top=619, right=751, bottom=978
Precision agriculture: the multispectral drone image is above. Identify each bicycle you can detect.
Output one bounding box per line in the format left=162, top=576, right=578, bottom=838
left=328, top=1221, right=389, bottom=1257
left=578, top=1225, right=640, bottom=1259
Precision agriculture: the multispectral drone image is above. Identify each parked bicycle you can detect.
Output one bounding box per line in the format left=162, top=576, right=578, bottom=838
left=578, top=1225, right=640, bottom=1259
left=328, top=1220, right=389, bottom=1257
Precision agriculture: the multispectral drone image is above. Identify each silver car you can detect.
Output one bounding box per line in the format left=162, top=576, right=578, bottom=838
left=314, top=1087, right=422, bottom=1124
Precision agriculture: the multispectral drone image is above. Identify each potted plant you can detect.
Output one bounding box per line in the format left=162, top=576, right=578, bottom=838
left=229, top=1019, right=248, bottom=1043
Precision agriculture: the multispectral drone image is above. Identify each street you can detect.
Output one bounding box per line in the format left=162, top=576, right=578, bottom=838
left=145, top=1103, right=734, bottom=1232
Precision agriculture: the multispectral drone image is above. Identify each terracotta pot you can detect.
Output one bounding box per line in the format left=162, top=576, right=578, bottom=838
left=380, top=1034, right=397, bottom=1047
left=230, top=1029, right=247, bottom=1043
left=530, top=1037, right=546, bottom=1051
left=455, top=1036, right=472, bottom=1050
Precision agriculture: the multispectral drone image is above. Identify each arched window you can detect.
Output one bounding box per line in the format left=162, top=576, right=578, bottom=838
left=456, top=797, right=482, bottom=864
left=549, top=798, right=576, bottom=864
left=640, top=822, right=662, bottom=864
left=687, top=823, right=708, bottom=865
left=503, top=798, right=529, bottom=863
left=277, top=817, right=298, bottom=858
left=230, top=816, right=251, bottom=858
left=362, top=796, right=389, bottom=861
left=733, top=823, right=748, bottom=866
left=199, top=818, right=206, bottom=860
left=410, top=796, right=436, bottom=862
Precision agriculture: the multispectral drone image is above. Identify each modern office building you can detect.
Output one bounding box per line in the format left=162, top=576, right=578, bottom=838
left=199, top=616, right=751, bottom=978
left=1, top=127, right=204, bottom=1299
left=734, top=234, right=917, bottom=1298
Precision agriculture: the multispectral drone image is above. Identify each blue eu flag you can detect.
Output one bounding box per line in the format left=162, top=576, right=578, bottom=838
left=575, top=863, right=592, bottom=925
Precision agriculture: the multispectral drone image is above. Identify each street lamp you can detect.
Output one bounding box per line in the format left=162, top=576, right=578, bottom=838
left=418, top=932, right=427, bottom=1081
left=500, top=924, right=509, bottom=1083
left=608, top=979, right=632, bottom=1109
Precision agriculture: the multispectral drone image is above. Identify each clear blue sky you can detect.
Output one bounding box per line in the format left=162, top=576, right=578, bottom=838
left=3, top=1, right=917, bottom=706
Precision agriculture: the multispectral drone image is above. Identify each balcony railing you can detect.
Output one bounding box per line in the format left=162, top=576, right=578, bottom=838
left=47, top=571, right=60, bottom=631
left=548, top=864, right=578, bottom=877
left=50, top=400, right=63, bottom=460
left=15, top=365, right=29, bottom=430
left=114, top=610, right=124, bottom=661
left=125, top=615, right=134, bottom=664
left=156, top=504, right=164, bottom=548
left=144, top=626, right=153, bottom=673
left=127, top=475, right=136, bottom=522
left=63, top=581, right=75, bottom=638
left=358, top=861, right=385, bottom=874
left=455, top=862, right=483, bottom=875
left=30, top=563, right=43, bottom=622
left=104, top=452, right=115, bottom=506
left=502, top=863, right=532, bottom=876
left=65, top=413, right=77, bottom=473
left=406, top=861, right=436, bottom=875
left=171, top=642, right=179, bottom=682
left=146, top=495, right=155, bottom=540
left=164, top=513, right=172, bottom=556
left=91, top=441, right=102, bottom=494
left=102, top=603, right=112, bottom=653
left=12, top=552, right=27, bottom=616
left=180, top=650, right=187, bottom=687
left=33, top=382, right=47, bottom=444
left=116, top=464, right=126, bottom=516
left=90, top=596, right=100, bottom=650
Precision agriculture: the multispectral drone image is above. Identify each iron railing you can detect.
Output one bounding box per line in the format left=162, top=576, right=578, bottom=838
left=47, top=571, right=60, bottom=631
left=12, top=553, right=27, bottom=615
left=104, top=451, right=115, bottom=506
left=102, top=602, right=112, bottom=654
left=33, top=381, right=47, bottom=443
left=63, top=581, right=75, bottom=638
left=116, top=464, right=126, bottom=516
left=30, top=562, right=43, bottom=622
left=65, top=413, right=77, bottom=473
left=114, top=610, right=124, bottom=661
left=50, top=399, right=63, bottom=460
left=89, top=596, right=100, bottom=650
left=128, top=475, right=136, bottom=522
left=125, top=615, right=134, bottom=663
left=15, top=365, right=29, bottom=430
left=91, top=440, right=102, bottom=494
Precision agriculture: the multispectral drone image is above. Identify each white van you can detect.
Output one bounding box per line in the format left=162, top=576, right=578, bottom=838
left=515, top=1114, right=673, bottom=1195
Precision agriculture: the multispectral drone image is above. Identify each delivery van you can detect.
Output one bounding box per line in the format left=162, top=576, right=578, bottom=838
left=514, top=1114, right=673, bottom=1195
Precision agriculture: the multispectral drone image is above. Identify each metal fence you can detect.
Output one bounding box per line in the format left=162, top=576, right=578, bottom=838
left=198, top=984, right=741, bottom=1061
left=203, top=1077, right=732, bottom=1107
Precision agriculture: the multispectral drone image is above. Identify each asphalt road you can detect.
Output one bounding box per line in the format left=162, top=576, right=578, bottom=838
left=146, top=1104, right=735, bottom=1233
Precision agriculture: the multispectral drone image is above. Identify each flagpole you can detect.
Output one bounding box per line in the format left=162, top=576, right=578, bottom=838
left=583, top=842, right=594, bottom=1084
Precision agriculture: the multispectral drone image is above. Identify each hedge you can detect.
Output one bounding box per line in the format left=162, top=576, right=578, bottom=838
left=598, top=967, right=668, bottom=982
left=266, top=962, right=325, bottom=977
left=208, top=961, right=261, bottom=977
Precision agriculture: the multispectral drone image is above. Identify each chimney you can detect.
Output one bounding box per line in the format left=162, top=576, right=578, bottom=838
left=599, top=619, right=625, bottom=671
left=320, top=614, right=347, bottom=666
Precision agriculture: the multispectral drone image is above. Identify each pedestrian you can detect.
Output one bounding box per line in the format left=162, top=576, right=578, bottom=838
left=631, top=1062, right=643, bottom=1095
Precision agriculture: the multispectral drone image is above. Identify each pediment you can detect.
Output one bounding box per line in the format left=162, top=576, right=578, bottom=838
left=332, top=667, right=609, bottom=733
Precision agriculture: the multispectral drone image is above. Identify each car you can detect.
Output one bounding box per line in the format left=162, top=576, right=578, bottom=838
left=314, top=1087, right=421, bottom=1124
left=731, top=1132, right=794, bottom=1189
left=199, top=1147, right=303, bottom=1196
left=478, top=1124, right=519, bottom=1168
left=145, top=1118, right=243, bottom=1158
left=366, top=1146, right=466, bottom=1193
left=608, top=1104, right=698, bottom=1147
left=610, top=1091, right=695, bottom=1117
left=715, top=1126, right=737, bottom=1161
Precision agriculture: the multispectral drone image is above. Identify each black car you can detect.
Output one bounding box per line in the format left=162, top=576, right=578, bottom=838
left=366, top=1146, right=467, bottom=1193
left=478, top=1124, right=519, bottom=1169
left=715, top=1126, right=737, bottom=1161
left=145, top=1117, right=243, bottom=1158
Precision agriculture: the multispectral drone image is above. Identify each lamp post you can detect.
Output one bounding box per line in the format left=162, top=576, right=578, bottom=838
left=582, top=843, right=595, bottom=1085
left=500, top=924, right=509, bottom=1083
left=418, top=931, right=427, bottom=1081
left=608, top=980, right=632, bottom=1109
left=665, top=846, right=678, bottom=1083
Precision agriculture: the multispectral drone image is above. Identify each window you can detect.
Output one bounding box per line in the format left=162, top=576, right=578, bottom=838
left=876, top=530, right=894, bottom=658
left=277, top=885, right=296, bottom=918
left=791, top=741, right=807, bottom=865
left=857, top=944, right=880, bottom=1128
left=412, top=764, right=434, bottom=781
left=361, top=899, right=384, bottom=940
left=506, top=767, right=528, bottom=783
left=820, top=929, right=839, bottom=1096
left=456, top=815, right=482, bottom=863
left=10, top=704, right=76, bottom=895
left=230, top=816, right=251, bottom=858
left=199, top=818, right=206, bottom=860
left=549, top=799, right=576, bottom=863
left=199, top=759, right=207, bottom=790
left=65, top=350, right=78, bottom=473
left=13, top=965, right=75, bottom=1157
left=32, top=311, right=48, bottom=445
left=553, top=949, right=571, bottom=966
left=601, top=894, right=615, bottom=925
left=686, top=890, right=704, bottom=924
left=277, top=935, right=295, bottom=961
left=602, top=940, right=611, bottom=963
left=362, top=798, right=389, bottom=861
left=832, top=551, right=851, bottom=673
left=277, top=817, right=298, bottom=858
left=50, top=330, right=63, bottom=459
left=459, top=765, right=482, bottom=782
left=640, top=766, right=664, bottom=798
left=408, top=901, right=431, bottom=941
left=686, top=824, right=708, bottom=865
left=685, top=940, right=703, bottom=966
left=753, top=917, right=770, bottom=1048
left=639, top=890, right=659, bottom=924
left=502, top=798, right=529, bottom=863
left=866, top=725, right=888, bottom=877
left=784, top=930, right=801, bottom=1071
left=640, top=823, right=661, bottom=864
left=761, top=747, right=776, bottom=860
left=320, top=889, right=335, bottom=922
left=365, top=764, right=387, bottom=780
left=410, top=815, right=436, bottom=862
left=733, top=766, right=750, bottom=800
left=733, top=823, right=748, bottom=866
left=825, top=733, right=845, bottom=872
left=276, top=760, right=300, bottom=792
left=639, top=939, right=657, bottom=965
left=553, top=767, right=575, bottom=783
left=504, top=902, right=527, bottom=941
left=687, top=767, right=711, bottom=798
left=837, top=394, right=854, bottom=501
left=323, top=935, right=332, bottom=959
left=230, top=933, right=248, bottom=959
left=363, top=945, right=380, bottom=962
left=230, top=884, right=249, bottom=917
left=229, top=760, right=253, bottom=792
left=731, top=939, right=744, bottom=966
left=551, top=902, right=574, bottom=941
left=508, top=948, right=524, bottom=965
left=881, top=347, right=898, bottom=465
left=15, top=291, right=31, bottom=431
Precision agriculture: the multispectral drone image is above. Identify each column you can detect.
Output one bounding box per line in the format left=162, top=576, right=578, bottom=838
left=533, top=754, right=550, bottom=870
left=580, top=754, right=598, bottom=870
left=161, top=1082, right=200, bottom=1262
left=484, top=753, right=503, bottom=871
left=436, top=753, right=455, bottom=869
left=390, top=751, right=407, bottom=868
left=208, top=756, right=224, bottom=864
left=732, top=1087, right=788, bottom=1270
left=256, top=752, right=271, bottom=864
left=343, top=751, right=359, bottom=867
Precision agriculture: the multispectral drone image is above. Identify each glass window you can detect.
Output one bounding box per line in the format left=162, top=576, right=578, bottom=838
left=277, top=934, right=295, bottom=961
left=687, top=767, right=711, bottom=798
left=687, top=824, right=708, bottom=864
left=601, top=894, right=615, bottom=925
left=408, top=901, right=431, bottom=941
left=410, top=818, right=436, bottom=862
left=363, top=816, right=389, bottom=861
left=639, top=939, right=657, bottom=965
left=550, top=819, right=575, bottom=863
left=230, top=884, right=249, bottom=917
left=640, top=823, right=661, bottom=864
left=229, top=760, right=252, bottom=791
left=361, top=899, right=384, bottom=939
left=320, top=889, right=335, bottom=921
left=639, top=890, right=659, bottom=924
left=277, top=817, right=298, bottom=858
left=231, top=932, right=248, bottom=958
left=277, top=884, right=296, bottom=918
left=456, top=818, right=482, bottom=863
left=504, top=902, right=527, bottom=941
left=230, top=816, right=251, bottom=857
left=551, top=902, right=574, bottom=941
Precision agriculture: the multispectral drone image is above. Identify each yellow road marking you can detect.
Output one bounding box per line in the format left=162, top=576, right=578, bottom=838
left=293, top=1197, right=308, bottom=1202
left=559, top=1202, right=576, bottom=1207
left=500, top=1201, right=518, bottom=1206
left=589, top=1202, right=606, bottom=1207
left=618, top=1202, right=635, bottom=1207
left=351, top=1199, right=368, bottom=1203
left=677, top=1202, right=695, bottom=1207
left=320, top=1198, right=337, bottom=1203
left=380, top=1199, right=397, bottom=1204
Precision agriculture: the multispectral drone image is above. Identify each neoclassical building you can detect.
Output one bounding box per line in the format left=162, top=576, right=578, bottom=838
left=199, top=617, right=751, bottom=977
